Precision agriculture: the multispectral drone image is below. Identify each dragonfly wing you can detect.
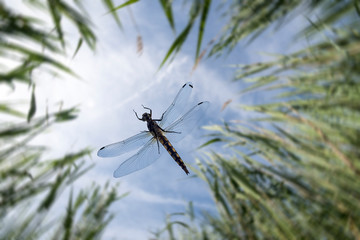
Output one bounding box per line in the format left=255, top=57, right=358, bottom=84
left=113, top=138, right=161, bottom=177
left=97, top=131, right=152, bottom=158
left=159, top=82, right=193, bottom=128
left=165, top=101, right=210, bottom=143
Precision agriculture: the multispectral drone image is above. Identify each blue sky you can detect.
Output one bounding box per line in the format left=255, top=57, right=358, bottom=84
left=2, top=0, right=310, bottom=239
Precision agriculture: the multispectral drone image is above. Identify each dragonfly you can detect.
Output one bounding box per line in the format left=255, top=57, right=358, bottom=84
left=97, top=82, right=209, bottom=177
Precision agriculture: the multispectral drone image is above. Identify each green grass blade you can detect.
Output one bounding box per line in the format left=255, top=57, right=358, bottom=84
left=27, top=84, right=36, bottom=123
left=159, top=23, right=192, bottom=69
left=109, top=0, right=139, bottom=12
left=196, top=0, right=211, bottom=59
left=159, top=0, right=175, bottom=31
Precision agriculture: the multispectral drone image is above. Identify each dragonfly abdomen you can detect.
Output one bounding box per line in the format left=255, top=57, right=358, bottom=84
left=158, top=135, right=189, bottom=175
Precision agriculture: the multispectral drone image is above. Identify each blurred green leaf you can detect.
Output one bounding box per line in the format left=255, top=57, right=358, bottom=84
left=0, top=104, right=25, bottom=118
left=108, top=0, right=139, bottom=12
left=196, top=0, right=211, bottom=59
left=47, top=0, right=65, bottom=48
left=197, top=138, right=221, bottom=149
left=159, top=0, right=175, bottom=31
left=72, top=37, right=83, bottom=59
left=159, top=0, right=202, bottom=69
left=27, top=84, right=36, bottom=123
left=54, top=107, right=79, bottom=122
left=0, top=42, right=76, bottom=78
left=102, top=0, right=122, bottom=28
left=159, top=23, right=192, bottom=69
left=63, top=189, right=74, bottom=240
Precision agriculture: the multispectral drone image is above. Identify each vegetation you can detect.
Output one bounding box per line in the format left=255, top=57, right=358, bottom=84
left=0, top=1, right=120, bottom=239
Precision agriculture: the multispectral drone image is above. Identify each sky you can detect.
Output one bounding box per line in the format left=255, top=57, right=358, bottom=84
left=1, top=1, right=309, bottom=239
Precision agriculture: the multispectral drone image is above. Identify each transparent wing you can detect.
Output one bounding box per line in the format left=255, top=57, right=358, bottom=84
left=97, top=131, right=152, bottom=158
left=165, top=101, right=210, bottom=143
left=113, top=138, right=162, bottom=177
left=159, top=82, right=193, bottom=128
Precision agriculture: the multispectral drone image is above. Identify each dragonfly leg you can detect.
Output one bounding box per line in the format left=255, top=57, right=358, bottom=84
left=165, top=130, right=181, bottom=134
left=142, top=105, right=152, bottom=116
left=159, top=126, right=181, bottom=134
left=156, top=138, right=160, bottom=154
left=133, top=109, right=142, bottom=120
left=153, top=112, right=165, bottom=122
left=153, top=133, right=161, bottom=154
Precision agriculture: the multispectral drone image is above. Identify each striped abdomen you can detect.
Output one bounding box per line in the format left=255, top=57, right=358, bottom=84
left=158, top=135, right=189, bottom=175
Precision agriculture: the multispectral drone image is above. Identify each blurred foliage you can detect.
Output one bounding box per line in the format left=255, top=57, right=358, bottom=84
left=104, top=0, right=360, bottom=68
left=102, top=0, right=140, bottom=29
left=0, top=0, right=97, bottom=87
left=129, top=0, right=360, bottom=240
left=152, top=202, right=221, bottom=240
left=0, top=106, right=122, bottom=239
left=1, top=1, right=121, bottom=239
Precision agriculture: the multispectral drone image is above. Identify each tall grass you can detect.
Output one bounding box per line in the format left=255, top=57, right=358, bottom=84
left=0, top=1, right=121, bottom=239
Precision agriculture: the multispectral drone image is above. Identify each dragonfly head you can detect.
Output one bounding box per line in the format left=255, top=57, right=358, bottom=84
left=134, top=108, right=152, bottom=121
left=141, top=112, right=151, bottom=121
